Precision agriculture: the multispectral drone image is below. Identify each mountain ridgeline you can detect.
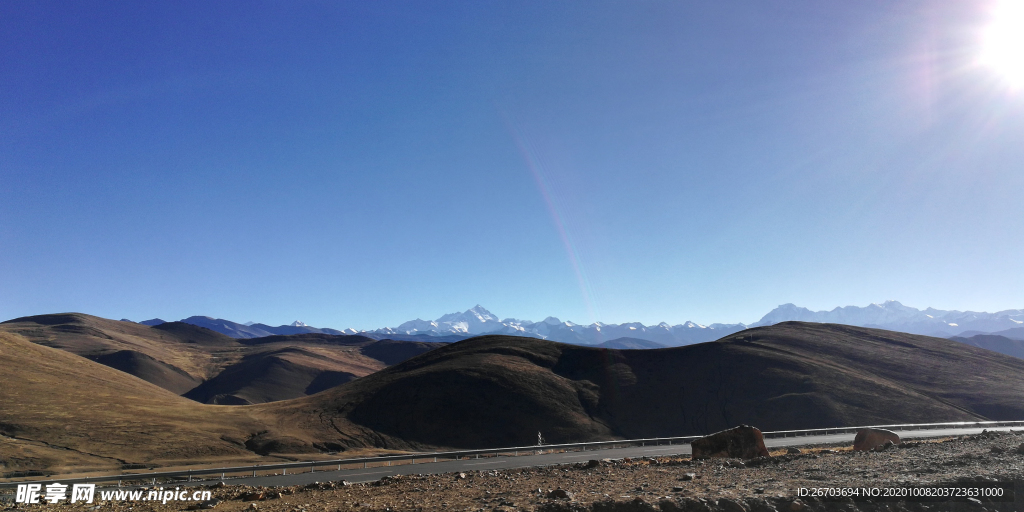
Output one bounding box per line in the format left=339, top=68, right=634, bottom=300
left=140, top=303, right=1024, bottom=358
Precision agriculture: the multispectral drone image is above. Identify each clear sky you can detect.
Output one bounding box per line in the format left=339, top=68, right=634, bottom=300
left=2, top=1, right=1023, bottom=329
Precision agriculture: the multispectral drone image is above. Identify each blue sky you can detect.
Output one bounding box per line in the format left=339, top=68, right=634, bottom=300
left=2, top=1, right=1022, bottom=329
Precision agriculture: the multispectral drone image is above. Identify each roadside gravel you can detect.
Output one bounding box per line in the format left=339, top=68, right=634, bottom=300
left=5, top=431, right=1023, bottom=512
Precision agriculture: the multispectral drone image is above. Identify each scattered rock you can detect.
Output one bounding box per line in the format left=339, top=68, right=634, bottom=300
left=853, top=428, right=901, bottom=451
left=547, top=488, right=573, bottom=500
left=187, top=499, right=221, bottom=510
left=690, top=425, right=770, bottom=460
left=586, top=459, right=601, bottom=468
left=679, top=473, right=695, bottom=481
left=457, top=472, right=467, bottom=479
left=246, top=504, right=257, bottom=511
left=786, top=447, right=800, bottom=454
left=786, top=499, right=807, bottom=511
left=239, top=491, right=265, bottom=501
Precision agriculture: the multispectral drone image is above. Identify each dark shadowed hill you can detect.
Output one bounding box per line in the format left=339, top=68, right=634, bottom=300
left=949, top=334, right=1024, bottom=360
left=266, top=322, right=1024, bottom=451
left=87, top=350, right=202, bottom=394
left=184, top=338, right=434, bottom=404
left=182, top=334, right=441, bottom=404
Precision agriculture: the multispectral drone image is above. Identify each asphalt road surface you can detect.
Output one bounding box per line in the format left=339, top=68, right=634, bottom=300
left=155, top=426, right=1020, bottom=489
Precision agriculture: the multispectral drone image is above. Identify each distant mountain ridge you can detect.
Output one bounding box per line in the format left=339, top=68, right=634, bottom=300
left=751, top=300, right=1024, bottom=337
left=140, top=301, right=1023, bottom=347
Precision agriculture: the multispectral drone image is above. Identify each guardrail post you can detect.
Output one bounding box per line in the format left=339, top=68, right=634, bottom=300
left=363, top=462, right=366, bottom=469
left=283, top=468, right=287, bottom=476
left=253, top=467, right=256, bottom=477
left=311, top=463, right=315, bottom=473
left=221, top=473, right=224, bottom=480
left=188, top=470, right=192, bottom=482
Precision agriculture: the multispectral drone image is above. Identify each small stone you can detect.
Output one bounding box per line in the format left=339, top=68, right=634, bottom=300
left=788, top=499, right=807, bottom=511
left=586, top=459, right=600, bottom=468
left=672, top=487, right=684, bottom=492
left=679, top=473, right=695, bottom=481
left=786, top=447, right=800, bottom=454
left=547, top=488, right=572, bottom=500
left=247, top=504, right=257, bottom=511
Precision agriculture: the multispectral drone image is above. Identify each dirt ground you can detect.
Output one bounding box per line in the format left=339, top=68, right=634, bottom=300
left=4, top=431, right=1024, bottom=512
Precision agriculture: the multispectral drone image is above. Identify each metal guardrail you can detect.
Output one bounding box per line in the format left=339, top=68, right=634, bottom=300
left=2, top=420, right=1022, bottom=488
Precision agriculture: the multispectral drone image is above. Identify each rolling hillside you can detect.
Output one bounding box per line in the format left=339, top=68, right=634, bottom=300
left=0, top=314, right=441, bottom=404
left=269, top=322, right=1024, bottom=449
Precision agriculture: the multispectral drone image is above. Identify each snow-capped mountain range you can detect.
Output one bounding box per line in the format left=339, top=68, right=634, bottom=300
left=140, top=301, right=1024, bottom=346
left=367, top=305, right=746, bottom=346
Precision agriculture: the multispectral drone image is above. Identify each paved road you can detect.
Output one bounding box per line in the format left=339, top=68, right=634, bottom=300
left=153, top=426, right=1019, bottom=489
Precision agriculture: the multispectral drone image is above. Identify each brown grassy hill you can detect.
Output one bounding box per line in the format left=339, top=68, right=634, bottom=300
left=0, top=314, right=244, bottom=384
left=184, top=346, right=386, bottom=404
left=0, top=331, right=264, bottom=474
left=266, top=322, right=1024, bottom=450
left=0, top=314, right=442, bottom=403
left=184, top=335, right=440, bottom=404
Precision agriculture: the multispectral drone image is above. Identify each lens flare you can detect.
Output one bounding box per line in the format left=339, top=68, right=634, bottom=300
left=980, top=0, right=1024, bottom=88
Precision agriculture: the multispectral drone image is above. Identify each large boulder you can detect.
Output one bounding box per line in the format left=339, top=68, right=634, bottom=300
left=853, top=428, right=901, bottom=451
left=690, top=425, right=770, bottom=459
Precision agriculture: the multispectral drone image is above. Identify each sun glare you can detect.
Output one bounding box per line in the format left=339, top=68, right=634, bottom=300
left=981, top=0, right=1024, bottom=88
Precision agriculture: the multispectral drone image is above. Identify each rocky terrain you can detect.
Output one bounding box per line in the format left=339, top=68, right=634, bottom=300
left=5, top=432, right=1023, bottom=511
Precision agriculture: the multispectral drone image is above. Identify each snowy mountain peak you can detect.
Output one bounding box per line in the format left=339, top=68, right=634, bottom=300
left=291, top=321, right=307, bottom=327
